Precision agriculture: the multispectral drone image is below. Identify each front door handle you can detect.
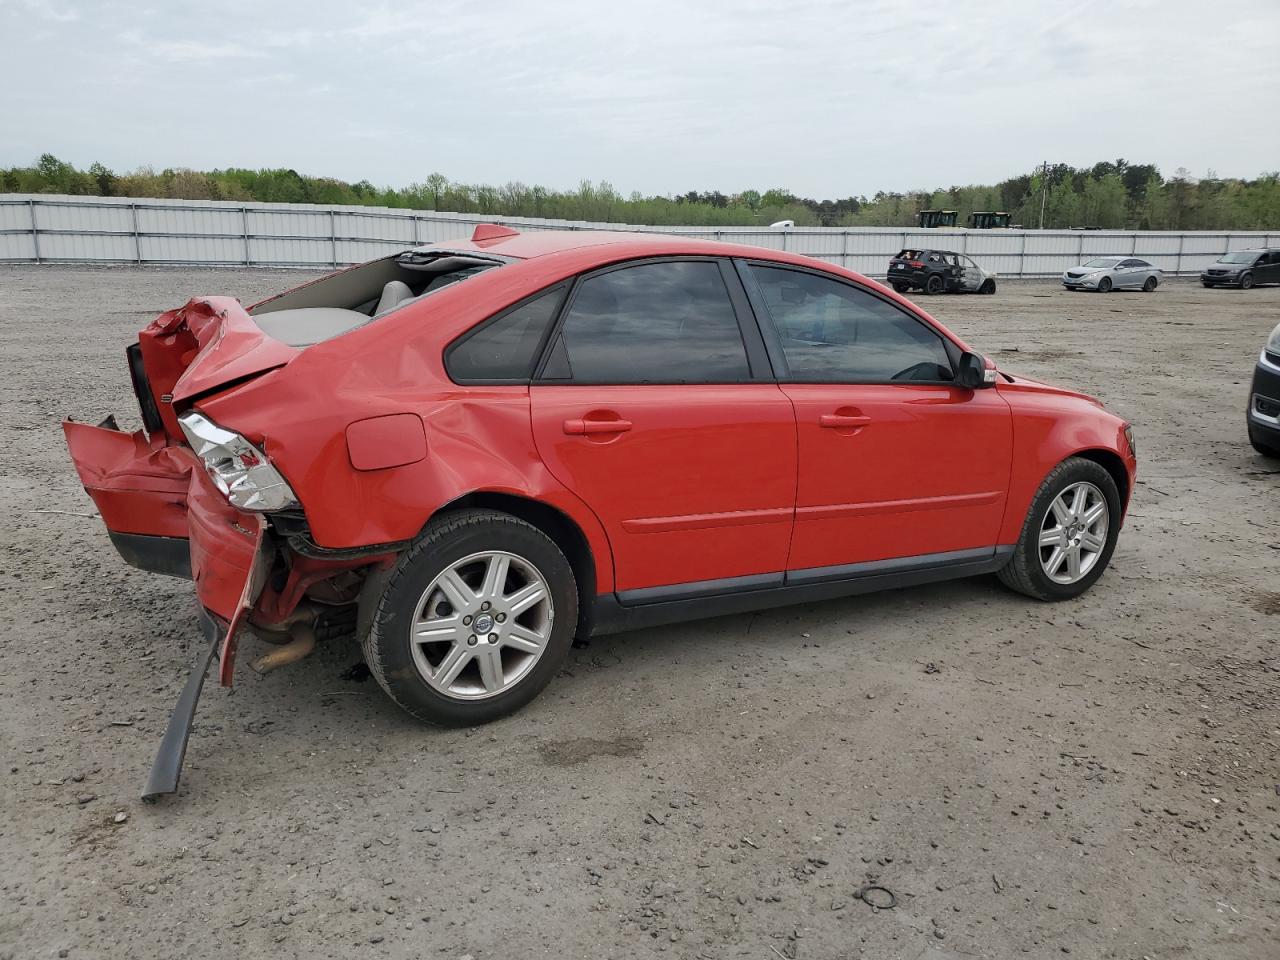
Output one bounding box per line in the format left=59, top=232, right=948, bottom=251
left=563, top=418, right=633, bottom=436
left=819, top=414, right=870, bottom=429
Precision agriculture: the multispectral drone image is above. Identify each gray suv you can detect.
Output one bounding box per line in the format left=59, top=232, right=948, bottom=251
left=1201, top=249, right=1280, bottom=289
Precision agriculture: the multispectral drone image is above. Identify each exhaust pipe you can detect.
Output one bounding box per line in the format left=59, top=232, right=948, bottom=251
left=250, top=618, right=317, bottom=674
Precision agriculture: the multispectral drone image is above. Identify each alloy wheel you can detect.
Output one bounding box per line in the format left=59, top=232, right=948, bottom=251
left=1037, top=481, right=1109, bottom=585
left=410, top=550, right=554, bottom=700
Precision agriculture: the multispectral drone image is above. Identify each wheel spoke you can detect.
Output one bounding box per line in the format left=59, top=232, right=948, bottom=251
left=1068, top=484, right=1087, bottom=518
left=504, top=623, right=545, bottom=653
left=435, top=568, right=475, bottom=612
left=1082, top=502, right=1106, bottom=527
left=1039, top=526, right=1064, bottom=548
left=1080, top=530, right=1106, bottom=552
left=475, top=647, right=504, bottom=692
left=1044, top=546, right=1066, bottom=576
left=415, top=616, right=463, bottom=644
left=506, top=581, right=546, bottom=617
left=1065, top=547, right=1082, bottom=580
left=1050, top=497, right=1072, bottom=525
left=434, top=644, right=472, bottom=688
left=480, top=554, right=510, bottom=600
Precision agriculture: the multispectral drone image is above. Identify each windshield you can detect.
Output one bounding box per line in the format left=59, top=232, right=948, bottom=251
left=1083, top=258, right=1121, bottom=268
left=1218, top=252, right=1257, bottom=264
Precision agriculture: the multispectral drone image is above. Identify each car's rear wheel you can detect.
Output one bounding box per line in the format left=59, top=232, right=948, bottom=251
left=979, top=278, right=997, bottom=294
left=925, top=274, right=945, bottom=295
left=892, top=282, right=910, bottom=294
left=997, top=457, right=1121, bottom=601
left=363, top=509, right=578, bottom=726
left=1097, top=276, right=1113, bottom=293
left=1143, top=276, right=1158, bottom=292
left=1240, top=273, right=1254, bottom=290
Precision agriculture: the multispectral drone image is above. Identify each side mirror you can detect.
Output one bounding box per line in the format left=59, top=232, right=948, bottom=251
left=956, top=351, right=997, bottom=389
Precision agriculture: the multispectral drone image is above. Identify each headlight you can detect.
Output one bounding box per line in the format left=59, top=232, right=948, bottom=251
left=1123, top=424, right=1136, bottom=458
left=178, top=411, right=299, bottom=511
left=1267, top=322, right=1280, bottom=355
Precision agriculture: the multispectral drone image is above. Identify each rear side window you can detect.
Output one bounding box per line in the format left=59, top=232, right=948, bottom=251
left=546, top=260, right=750, bottom=384
left=750, top=265, right=953, bottom=383
left=446, top=286, right=565, bottom=382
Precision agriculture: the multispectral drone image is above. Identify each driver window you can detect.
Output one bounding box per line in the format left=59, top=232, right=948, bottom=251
left=749, top=265, right=954, bottom=383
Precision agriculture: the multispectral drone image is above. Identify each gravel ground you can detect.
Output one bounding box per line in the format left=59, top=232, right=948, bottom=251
left=2, top=264, right=1278, bottom=960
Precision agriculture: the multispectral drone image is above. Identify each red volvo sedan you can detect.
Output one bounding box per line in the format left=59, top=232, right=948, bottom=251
left=64, top=226, right=1136, bottom=796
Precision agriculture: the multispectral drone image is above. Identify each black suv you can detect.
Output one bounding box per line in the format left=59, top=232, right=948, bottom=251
left=886, top=249, right=996, bottom=295
left=1202, top=249, right=1280, bottom=289
left=1249, top=321, right=1280, bottom=458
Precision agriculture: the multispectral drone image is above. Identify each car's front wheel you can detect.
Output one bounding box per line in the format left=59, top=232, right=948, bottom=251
left=1202, top=281, right=1214, bottom=288
left=979, top=278, right=997, bottom=294
left=997, top=457, right=1121, bottom=601
left=1240, top=273, right=1254, bottom=290
left=1097, top=276, right=1113, bottom=293
left=363, top=509, right=578, bottom=726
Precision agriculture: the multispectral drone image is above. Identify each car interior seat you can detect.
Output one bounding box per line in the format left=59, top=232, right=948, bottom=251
left=374, top=280, right=415, bottom=316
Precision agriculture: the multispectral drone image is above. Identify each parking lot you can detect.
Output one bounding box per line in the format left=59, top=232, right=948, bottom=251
left=2, top=265, right=1278, bottom=959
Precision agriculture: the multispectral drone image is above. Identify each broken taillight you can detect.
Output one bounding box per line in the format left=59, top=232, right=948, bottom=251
left=177, top=411, right=299, bottom=512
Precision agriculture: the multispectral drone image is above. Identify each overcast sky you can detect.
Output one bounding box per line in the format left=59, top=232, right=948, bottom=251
left=3, top=0, right=1278, bottom=199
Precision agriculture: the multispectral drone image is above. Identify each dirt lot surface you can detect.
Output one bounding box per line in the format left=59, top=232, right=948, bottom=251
left=2, top=265, right=1278, bottom=960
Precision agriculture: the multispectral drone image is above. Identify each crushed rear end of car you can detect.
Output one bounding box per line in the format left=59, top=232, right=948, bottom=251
left=63, top=292, right=400, bottom=798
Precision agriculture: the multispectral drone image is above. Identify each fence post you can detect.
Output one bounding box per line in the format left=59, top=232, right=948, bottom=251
left=241, top=207, right=251, bottom=266
left=413, top=216, right=421, bottom=245
left=1019, top=232, right=1026, bottom=279
left=841, top=230, right=849, bottom=267
left=1176, top=234, right=1184, bottom=275
left=130, top=203, right=142, bottom=264
left=1130, top=234, right=1137, bottom=255
left=28, top=199, right=40, bottom=264
left=329, top=209, right=338, bottom=268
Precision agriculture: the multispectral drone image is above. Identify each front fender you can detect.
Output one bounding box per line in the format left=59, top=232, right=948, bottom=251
left=997, top=388, right=1135, bottom=544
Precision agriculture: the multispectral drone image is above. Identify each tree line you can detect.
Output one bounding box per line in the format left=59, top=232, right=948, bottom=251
left=3, top=153, right=1277, bottom=231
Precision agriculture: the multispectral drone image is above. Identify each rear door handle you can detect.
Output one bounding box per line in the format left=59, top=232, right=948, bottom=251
left=563, top=418, right=633, bottom=436
left=819, top=414, right=870, bottom=429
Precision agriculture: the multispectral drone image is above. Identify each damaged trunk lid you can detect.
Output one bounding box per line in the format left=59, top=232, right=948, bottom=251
left=138, top=297, right=299, bottom=439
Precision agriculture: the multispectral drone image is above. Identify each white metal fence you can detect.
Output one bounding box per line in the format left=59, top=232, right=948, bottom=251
left=2, top=194, right=1275, bottom=278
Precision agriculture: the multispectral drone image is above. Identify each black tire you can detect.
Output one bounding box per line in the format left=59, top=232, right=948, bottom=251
left=363, top=509, right=579, bottom=726
left=1240, top=273, right=1254, bottom=290
left=1202, top=281, right=1214, bottom=288
left=925, top=274, right=945, bottom=295
left=1097, top=276, right=1113, bottom=293
left=979, top=278, right=997, bottom=295
left=892, top=282, right=910, bottom=294
left=996, top=457, right=1122, bottom=602
left=1249, top=426, right=1280, bottom=459
left=1143, top=276, right=1158, bottom=292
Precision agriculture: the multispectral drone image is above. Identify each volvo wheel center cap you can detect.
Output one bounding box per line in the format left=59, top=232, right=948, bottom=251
left=473, top=613, right=495, bottom=635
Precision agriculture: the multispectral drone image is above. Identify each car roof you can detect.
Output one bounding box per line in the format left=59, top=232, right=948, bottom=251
left=409, top=229, right=729, bottom=261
